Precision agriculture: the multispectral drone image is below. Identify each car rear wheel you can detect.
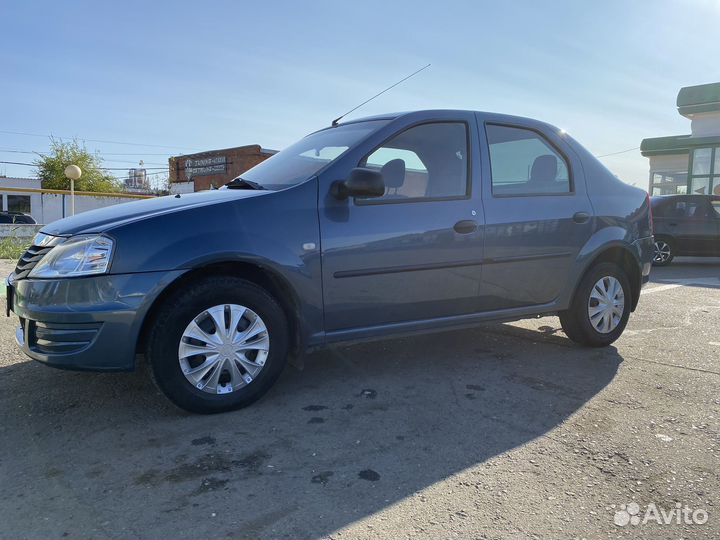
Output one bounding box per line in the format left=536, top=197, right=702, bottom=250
left=559, top=262, right=631, bottom=347
left=652, top=238, right=674, bottom=266
left=146, top=276, right=289, bottom=414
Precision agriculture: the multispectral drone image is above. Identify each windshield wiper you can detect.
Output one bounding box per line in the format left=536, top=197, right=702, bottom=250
left=224, top=177, right=266, bottom=190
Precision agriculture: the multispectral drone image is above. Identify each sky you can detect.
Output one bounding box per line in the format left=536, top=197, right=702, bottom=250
left=1, top=0, right=719, bottom=187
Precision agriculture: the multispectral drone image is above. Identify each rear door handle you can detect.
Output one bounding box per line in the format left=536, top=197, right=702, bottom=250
left=453, top=220, right=478, bottom=234
left=669, top=222, right=678, bottom=227
left=573, top=212, right=590, bottom=224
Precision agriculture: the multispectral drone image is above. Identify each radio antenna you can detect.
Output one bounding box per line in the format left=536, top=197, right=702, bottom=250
left=331, top=63, right=431, bottom=126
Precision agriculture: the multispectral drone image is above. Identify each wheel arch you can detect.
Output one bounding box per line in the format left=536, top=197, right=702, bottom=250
left=653, top=233, right=676, bottom=248
left=136, top=260, right=303, bottom=362
left=574, top=244, right=642, bottom=312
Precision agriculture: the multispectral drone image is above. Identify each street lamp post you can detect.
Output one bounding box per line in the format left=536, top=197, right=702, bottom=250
left=64, top=165, right=82, bottom=216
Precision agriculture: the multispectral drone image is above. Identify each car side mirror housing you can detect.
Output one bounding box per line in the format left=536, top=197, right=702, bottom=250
left=332, top=167, right=385, bottom=200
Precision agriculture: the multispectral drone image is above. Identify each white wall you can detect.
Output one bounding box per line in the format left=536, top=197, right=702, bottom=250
left=1, top=191, right=41, bottom=214
left=0, top=178, right=42, bottom=218
left=170, top=181, right=195, bottom=194
left=37, top=193, right=138, bottom=224
left=1, top=178, right=151, bottom=225
left=0, top=224, right=42, bottom=239
left=0, top=178, right=41, bottom=190
left=690, top=111, right=720, bottom=138
left=648, top=153, right=689, bottom=175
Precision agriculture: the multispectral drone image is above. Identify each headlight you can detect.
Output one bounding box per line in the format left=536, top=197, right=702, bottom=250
left=32, top=232, right=64, bottom=248
left=28, top=235, right=114, bottom=278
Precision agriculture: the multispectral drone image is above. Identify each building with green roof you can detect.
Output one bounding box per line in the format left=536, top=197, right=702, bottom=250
left=641, top=82, right=720, bottom=196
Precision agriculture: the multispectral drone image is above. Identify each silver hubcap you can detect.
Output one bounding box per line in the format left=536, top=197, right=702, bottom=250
left=178, top=304, right=269, bottom=395
left=654, top=241, right=671, bottom=262
left=588, top=276, right=625, bottom=334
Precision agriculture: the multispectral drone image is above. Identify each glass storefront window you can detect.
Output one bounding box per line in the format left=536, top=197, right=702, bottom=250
left=7, top=195, right=31, bottom=213
left=649, top=171, right=688, bottom=195
left=690, top=176, right=711, bottom=195
left=688, top=147, right=720, bottom=195
left=692, top=148, right=712, bottom=175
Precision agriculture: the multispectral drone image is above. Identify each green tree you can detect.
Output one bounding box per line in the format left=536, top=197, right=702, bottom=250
left=34, top=139, right=122, bottom=192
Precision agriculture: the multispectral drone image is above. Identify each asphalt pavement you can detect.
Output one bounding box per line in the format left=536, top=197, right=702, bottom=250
left=0, top=258, right=718, bottom=539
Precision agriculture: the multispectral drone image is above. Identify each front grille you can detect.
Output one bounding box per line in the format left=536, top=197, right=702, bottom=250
left=14, top=245, right=53, bottom=279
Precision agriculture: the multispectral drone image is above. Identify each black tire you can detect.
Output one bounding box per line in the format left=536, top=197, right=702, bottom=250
left=146, top=276, right=289, bottom=414
left=559, top=262, right=631, bottom=348
left=652, top=237, right=674, bottom=266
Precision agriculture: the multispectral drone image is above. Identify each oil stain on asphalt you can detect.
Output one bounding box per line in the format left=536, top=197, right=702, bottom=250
left=190, top=436, right=216, bottom=446
left=311, top=471, right=334, bottom=485
left=302, top=405, right=328, bottom=411
left=358, top=469, right=380, bottom=481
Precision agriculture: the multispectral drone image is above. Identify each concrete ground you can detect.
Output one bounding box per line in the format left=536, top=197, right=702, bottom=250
left=0, top=258, right=718, bottom=539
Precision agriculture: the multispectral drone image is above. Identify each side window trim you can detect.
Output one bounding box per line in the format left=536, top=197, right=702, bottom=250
left=484, top=122, right=575, bottom=198
left=354, top=120, right=472, bottom=206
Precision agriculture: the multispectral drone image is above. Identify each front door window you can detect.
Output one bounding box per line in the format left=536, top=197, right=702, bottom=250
left=358, top=122, right=469, bottom=201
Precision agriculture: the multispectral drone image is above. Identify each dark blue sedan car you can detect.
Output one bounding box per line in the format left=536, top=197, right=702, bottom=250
left=6, top=110, right=654, bottom=413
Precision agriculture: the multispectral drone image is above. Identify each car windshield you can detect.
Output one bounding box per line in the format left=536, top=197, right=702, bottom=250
left=239, top=120, right=389, bottom=190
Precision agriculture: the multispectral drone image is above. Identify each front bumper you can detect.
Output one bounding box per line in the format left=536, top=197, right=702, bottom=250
left=7, top=270, right=185, bottom=371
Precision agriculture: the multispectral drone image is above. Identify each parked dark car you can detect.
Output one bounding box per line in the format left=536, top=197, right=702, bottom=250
left=0, top=212, right=36, bottom=224
left=5, top=110, right=654, bottom=413
left=651, top=194, right=720, bottom=265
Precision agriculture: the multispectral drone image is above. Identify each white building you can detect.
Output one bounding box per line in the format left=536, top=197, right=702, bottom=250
left=0, top=176, right=152, bottom=224
left=0, top=177, right=42, bottom=216
left=642, top=82, right=720, bottom=196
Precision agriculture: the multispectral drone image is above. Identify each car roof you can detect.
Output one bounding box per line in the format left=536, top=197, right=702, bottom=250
left=338, top=109, right=561, bottom=131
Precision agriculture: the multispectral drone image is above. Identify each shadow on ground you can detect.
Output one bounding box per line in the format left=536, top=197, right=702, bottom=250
left=0, top=323, right=621, bottom=539
left=650, top=257, right=720, bottom=289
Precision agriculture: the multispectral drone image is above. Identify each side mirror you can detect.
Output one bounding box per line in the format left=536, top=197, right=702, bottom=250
left=332, top=167, right=385, bottom=200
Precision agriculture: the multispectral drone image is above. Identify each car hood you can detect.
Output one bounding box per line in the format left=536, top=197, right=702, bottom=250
left=41, top=189, right=268, bottom=236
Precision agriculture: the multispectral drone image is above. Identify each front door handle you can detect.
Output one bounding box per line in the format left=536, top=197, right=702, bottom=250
left=453, top=220, right=478, bottom=234
left=573, top=212, right=590, bottom=224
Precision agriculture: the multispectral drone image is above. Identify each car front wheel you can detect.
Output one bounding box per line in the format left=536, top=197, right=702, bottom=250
left=559, top=262, right=631, bottom=347
left=146, top=276, right=289, bottom=414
